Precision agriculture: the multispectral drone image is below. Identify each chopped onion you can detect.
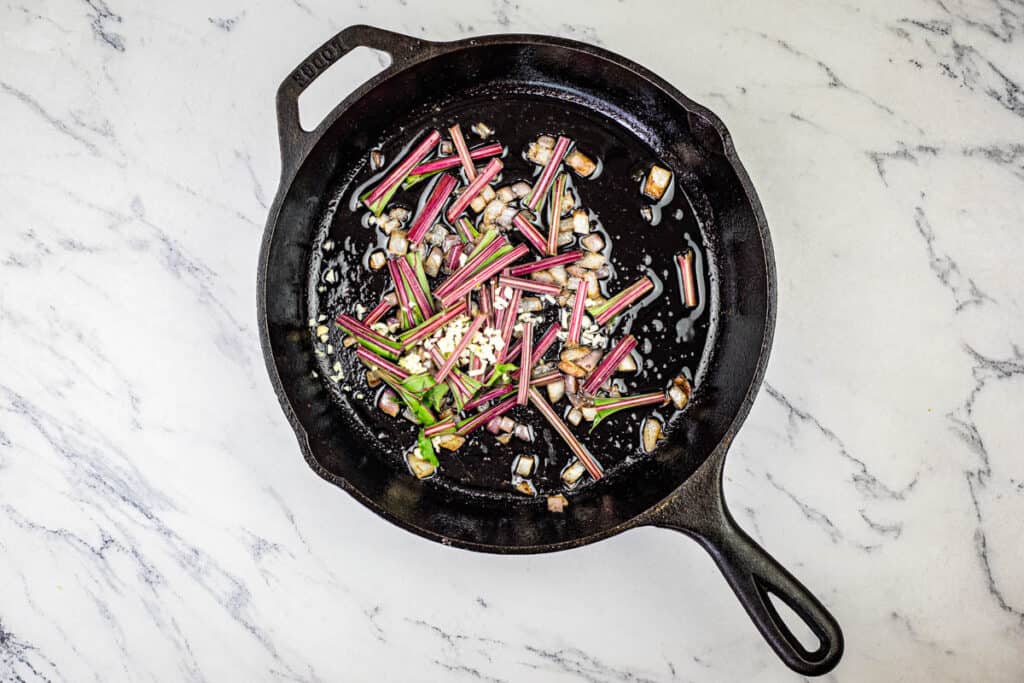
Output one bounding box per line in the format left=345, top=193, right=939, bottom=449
left=669, top=375, right=692, bottom=409
left=642, top=416, right=663, bottom=452
left=387, top=230, right=409, bottom=256
left=513, top=479, right=537, bottom=496
left=483, top=198, right=506, bottom=224
left=581, top=234, right=605, bottom=252
left=566, top=265, right=587, bottom=279
left=379, top=217, right=400, bottom=235
left=481, top=185, right=497, bottom=202
left=577, top=348, right=604, bottom=372
left=511, top=181, right=531, bottom=198
left=378, top=389, right=400, bottom=417
left=530, top=270, right=556, bottom=284
left=547, top=494, right=568, bottom=512
left=561, top=460, right=586, bottom=487
left=426, top=224, right=448, bottom=246
left=424, top=247, right=443, bottom=277
left=438, top=433, right=466, bottom=451
left=370, top=150, right=385, bottom=170
left=471, top=122, right=494, bottom=139
left=566, top=407, right=583, bottom=426
left=558, top=217, right=576, bottom=233
left=514, top=423, right=534, bottom=442
left=496, top=432, right=513, bottom=445
left=439, top=140, right=454, bottom=156
left=496, top=185, right=515, bottom=202
left=565, top=148, right=597, bottom=177
left=560, top=191, right=575, bottom=215
left=527, top=142, right=552, bottom=165
left=643, top=164, right=673, bottom=200
left=546, top=379, right=565, bottom=404
left=368, top=250, right=387, bottom=270
left=561, top=346, right=590, bottom=362
left=498, top=416, right=516, bottom=433
left=572, top=209, right=590, bottom=234
left=408, top=449, right=436, bottom=479
left=558, top=360, right=587, bottom=377
left=365, top=370, right=381, bottom=388
left=640, top=205, right=655, bottom=223
left=519, top=297, right=543, bottom=313
left=557, top=231, right=575, bottom=247
left=486, top=417, right=503, bottom=434
left=617, top=353, right=638, bottom=373
left=514, top=454, right=536, bottom=477
left=469, top=193, right=487, bottom=213
left=497, top=204, right=519, bottom=226
left=578, top=252, right=606, bottom=269
left=549, top=265, right=568, bottom=285
left=581, top=406, right=598, bottom=422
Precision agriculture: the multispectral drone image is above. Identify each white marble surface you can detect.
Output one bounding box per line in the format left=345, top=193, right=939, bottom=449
left=2, top=0, right=1023, bottom=680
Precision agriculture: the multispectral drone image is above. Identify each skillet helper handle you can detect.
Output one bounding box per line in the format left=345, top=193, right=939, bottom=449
left=646, top=455, right=843, bottom=676
left=275, top=25, right=426, bottom=179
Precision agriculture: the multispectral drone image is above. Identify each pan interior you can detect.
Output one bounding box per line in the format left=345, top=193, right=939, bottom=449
left=263, top=40, right=770, bottom=549
left=311, top=90, right=712, bottom=500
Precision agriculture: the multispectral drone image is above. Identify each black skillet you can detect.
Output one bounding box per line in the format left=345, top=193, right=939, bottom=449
left=258, top=25, right=843, bottom=676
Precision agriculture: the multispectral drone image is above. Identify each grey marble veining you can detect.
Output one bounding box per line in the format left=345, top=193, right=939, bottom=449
left=1, top=0, right=1022, bottom=680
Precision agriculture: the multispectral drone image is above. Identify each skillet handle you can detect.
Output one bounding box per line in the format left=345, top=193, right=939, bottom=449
left=275, top=25, right=428, bottom=180
left=643, top=452, right=843, bottom=676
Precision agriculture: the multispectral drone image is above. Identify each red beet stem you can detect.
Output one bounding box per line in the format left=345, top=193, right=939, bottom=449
left=512, top=212, right=548, bottom=253
left=355, top=346, right=409, bottom=379
left=398, top=300, right=468, bottom=347
left=408, top=142, right=503, bottom=176
left=516, top=322, right=534, bottom=405
left=507, top=250, right=583, bottom=277
left=677, top=250, right=698, bottom=308
left=364, top=130, right=441, bottom=207
left=528, top=388, right=603, bottom=479
left=438, top=244, right=529, bottom=307
left=567, top=278, right=589, bottom=345
left=396, top=257, right=434, bottom=319
left=407, top=174, right=457, bottom=245
left=582, top=335, right=637, bottom=394
left=497, top=274, right=561, bottom=297
left=448, top=124, right=477, bottom=181
left=590, top=277, right=654, bottom=326
left=457, top=396, right=517, bottom=435
left=445, top=158, right=504, bottom=222
left=525, top=136, right=571, bottom=211
left=546, top=173, right=567, bottom=255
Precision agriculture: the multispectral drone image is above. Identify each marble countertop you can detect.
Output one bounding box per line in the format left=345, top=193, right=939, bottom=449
left=2, top=1, right=1022, bottom=681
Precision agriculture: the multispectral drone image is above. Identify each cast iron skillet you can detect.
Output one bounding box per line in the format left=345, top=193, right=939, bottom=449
left=258, top=25, right=843, bottom=676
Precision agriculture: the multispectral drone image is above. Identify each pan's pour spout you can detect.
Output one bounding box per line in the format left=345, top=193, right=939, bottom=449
left=641, top=448, right=844, bottom=676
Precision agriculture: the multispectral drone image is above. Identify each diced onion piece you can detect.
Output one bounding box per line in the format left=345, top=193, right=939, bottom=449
left=424, top=247, right=443, bottom=277
left=547, top=494, right=568, bottom=512
left=546, top=379, right=565, bottom=404
left=577, top=348, right=603, bottom=373
left=642, top=416, right=663, bottom=453
left=370, top=150, right=385, bottom=170
left=566, top=407, right=583, bottom=426
left=378, top=217, right=400, bottom=235
left=481, top=185, right=497, bottom=202
left=439, top=140, right=454, bottom=155
left=527, top=142, right=552, bottom=166
left=537, top=135, right=556, bottom=149
left=342, top=336, right=357, bottom=348
left=497, top=204, right=519, bottom=226
left=557, top=231, right=575, bottom=247
left=530, top=270, right=556, bottom=284
left=378, top=389, right=400, bottom=417
left=427, top=224, right=448, bottom=246
left=572, top=209, right=590, bottom=234
left=511, top=181, right=531, bottom=198
left=643, top=164, right=673, bottom=200
left=486, top=417, right=503, bottom=435
left=496, top=432, right=514, bottom=445
left=365, top=370, right=381, bottom=388
left=368, top=250, right=387, bottom=270
left=470, top=194, right=488, bottom=213
left=496, top=185, right=515, bottom=202
left=561, top=346, right=590, bottom=362
left=389, top=206, right=410, bottom=222
left=617, top=353, right=638, bottom=373
left=669, top=375, right=692, bottom=409
left=558, top=217, right=576, bottom=233
left=483, top=198, right=506, bottom=224
left=519, top=297, right=543, bottom=313
left=498, top=416, right=516, bottom=433
left=438, top=434, right=466, bottom=451
left=640, top=206, right=655, bottom=223
left=408, top=449, right=436, bottom=479
left=514, top=423, right=534, bottom=442
left=565, top=148, right=597, bottom=177
left=558, top=360, right=587, bottom=378
left=471, top=122, right=494, bottom=139
left=578, top=252, right=606, bottom=269
left=549, top=265, right=568, bottom=286
left=514, top=479, right=537, bottom=496
left=581, top=406, right=598, bottom=422
left=561, top=460, right=586, bottom=487
left=560, top=191, right=575, bottom=215
left=514, top=454, right=536, bottom=477
left=581, top=233, right=605, bottom=252
left=387, top=230, right=409, bottom=256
